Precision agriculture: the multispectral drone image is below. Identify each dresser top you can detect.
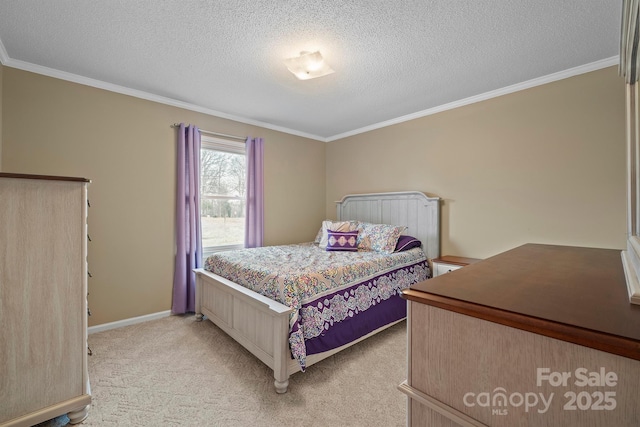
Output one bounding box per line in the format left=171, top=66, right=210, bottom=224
left=0, top=172, right=90, bottom=183
left=404, top=243, right=640, bottom=360
left=432, top=255, right=481, bottom=266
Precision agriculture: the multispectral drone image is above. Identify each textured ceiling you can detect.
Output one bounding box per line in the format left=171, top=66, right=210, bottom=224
left=0, top=1, right=622, bottom=141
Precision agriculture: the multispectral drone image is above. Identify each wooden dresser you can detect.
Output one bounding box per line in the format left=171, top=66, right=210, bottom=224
left=400, top=244, right=640, bottom=427
left=0, top=173, right=91, bottom=426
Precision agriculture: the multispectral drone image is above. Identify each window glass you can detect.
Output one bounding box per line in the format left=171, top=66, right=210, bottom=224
left=200, top=136, right=246, bottom=252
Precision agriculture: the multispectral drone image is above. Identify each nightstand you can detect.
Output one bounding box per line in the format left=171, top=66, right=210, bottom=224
left=431, top=255, right=481, bottom=277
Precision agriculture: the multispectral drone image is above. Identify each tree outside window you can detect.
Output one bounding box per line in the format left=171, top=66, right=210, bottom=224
left=200, top=136, right=246, bottom=253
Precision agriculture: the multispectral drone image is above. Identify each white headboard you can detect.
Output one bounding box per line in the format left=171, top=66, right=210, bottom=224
left=336, top=191, right=441, bottom=260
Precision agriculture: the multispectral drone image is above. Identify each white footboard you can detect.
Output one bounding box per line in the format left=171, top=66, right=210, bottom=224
left=194, top=268, right=293, bottom=393
left=195, top=267, right=408, bottom=393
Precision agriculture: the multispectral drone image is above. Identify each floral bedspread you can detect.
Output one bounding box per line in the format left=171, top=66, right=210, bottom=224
left=204, top=242, right=430, bottom=369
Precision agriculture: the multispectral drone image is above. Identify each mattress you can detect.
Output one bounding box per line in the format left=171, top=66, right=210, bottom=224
left=204, top=242, right=430, bottom=369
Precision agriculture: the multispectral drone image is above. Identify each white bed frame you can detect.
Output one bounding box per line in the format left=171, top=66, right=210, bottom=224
left=194, top=191, right=440, bottom=393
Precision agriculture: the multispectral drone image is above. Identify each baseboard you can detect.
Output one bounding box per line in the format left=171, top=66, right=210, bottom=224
left=88, top=310, right=172, bottom=334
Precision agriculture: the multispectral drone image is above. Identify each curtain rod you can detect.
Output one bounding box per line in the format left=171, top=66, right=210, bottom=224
left=171, top=124, right=246, bottom=142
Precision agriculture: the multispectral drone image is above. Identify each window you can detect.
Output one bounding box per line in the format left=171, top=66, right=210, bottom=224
left=200, top=135, right=246, bottom=254
left=621, top=2, right=640, bottom=305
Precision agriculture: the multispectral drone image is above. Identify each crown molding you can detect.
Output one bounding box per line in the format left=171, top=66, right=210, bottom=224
left=326, top=56, right=620, bottom=142
left=0, top=38, right=9, bottom=64
left=0, top=43, right=619, bottom=144
left=1, top=54, right=327, bottom=142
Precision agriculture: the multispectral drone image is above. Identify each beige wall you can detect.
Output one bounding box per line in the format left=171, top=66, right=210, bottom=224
left=327, top=66, right=626, bottom=259
left=1, top=68, right=326, bottom=325
left=0, top=65, right=627, bottom=325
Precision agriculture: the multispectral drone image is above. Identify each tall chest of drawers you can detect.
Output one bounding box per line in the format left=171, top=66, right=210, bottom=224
left=0, top=173, right=91, bottom=426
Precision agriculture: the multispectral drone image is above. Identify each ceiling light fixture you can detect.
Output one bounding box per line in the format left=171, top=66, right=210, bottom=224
left=284, top=51, right=334, bottom=80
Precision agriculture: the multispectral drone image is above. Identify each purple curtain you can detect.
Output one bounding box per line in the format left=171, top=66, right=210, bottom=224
left=172, top=124, right=202, bottom=314
left=245, top=137, right=264, bottom=248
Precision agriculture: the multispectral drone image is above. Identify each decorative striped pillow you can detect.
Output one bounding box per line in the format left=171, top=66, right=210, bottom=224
left=325, top=230, right=359, bottom=251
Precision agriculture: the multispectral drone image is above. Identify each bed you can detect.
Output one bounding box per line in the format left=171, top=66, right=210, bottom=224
left=194, top=191, right=440, bottom=393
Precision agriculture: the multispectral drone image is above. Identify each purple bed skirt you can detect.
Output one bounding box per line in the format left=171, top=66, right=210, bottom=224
left=292, top=260, right=430, bottom=361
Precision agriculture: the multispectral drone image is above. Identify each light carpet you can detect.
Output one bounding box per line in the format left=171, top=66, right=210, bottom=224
left=38, top=315, right=408, bottom=427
